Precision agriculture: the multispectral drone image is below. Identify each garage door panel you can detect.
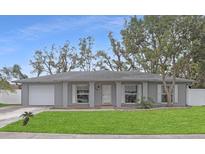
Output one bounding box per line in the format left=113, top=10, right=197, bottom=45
left=29, top=85, right=54, bottom=105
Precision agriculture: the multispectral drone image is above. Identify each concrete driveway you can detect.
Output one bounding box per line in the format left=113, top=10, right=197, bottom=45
left=0, top=106, right=48, bottom=128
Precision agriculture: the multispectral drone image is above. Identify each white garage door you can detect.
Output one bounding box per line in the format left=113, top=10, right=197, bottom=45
left=187, top=89, right=205, bottom=106
left=29, top=85, right=54, bottom=105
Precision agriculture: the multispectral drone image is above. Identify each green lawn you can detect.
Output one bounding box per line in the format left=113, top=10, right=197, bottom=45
left=1, top=107, right=205, bottom=134
left=0, top=103, right=9, bottom=107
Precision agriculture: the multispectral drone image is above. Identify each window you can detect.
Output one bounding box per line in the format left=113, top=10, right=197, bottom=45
left=161, top=85, right=173, bottom=103
left=76, top=84, right=89, bottom=103
left=124, top=84, right=138, bottom=103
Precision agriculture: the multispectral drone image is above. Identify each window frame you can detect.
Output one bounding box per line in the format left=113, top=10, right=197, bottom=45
left=76, top=84, right=89, bottom=104
left=124, top=84, right=138, bottom=104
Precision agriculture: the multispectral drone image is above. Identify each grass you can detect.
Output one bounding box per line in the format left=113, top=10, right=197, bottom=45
left=0, top=103, right=9, bottom=107
left=1, top=107, right=205, bottom=134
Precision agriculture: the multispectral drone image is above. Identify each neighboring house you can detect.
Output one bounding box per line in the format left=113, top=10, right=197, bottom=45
left=15, top=71, right=193, bottom=108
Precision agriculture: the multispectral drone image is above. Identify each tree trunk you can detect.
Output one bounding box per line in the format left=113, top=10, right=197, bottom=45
left=161, top=71, right=173, bottom=107
left=166, top=91, right=172, bottom=107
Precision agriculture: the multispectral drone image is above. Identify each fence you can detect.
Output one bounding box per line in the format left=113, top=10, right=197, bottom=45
left=187, top=88, right=205, bottom=106
left=0, top=90, right=21, bottom=104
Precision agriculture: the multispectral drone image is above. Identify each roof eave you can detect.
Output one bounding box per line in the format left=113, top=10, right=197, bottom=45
left=15, top=79, right=194, bottom=84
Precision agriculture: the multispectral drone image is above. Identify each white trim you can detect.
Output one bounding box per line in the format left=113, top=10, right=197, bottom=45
left=121, top=84, right=125, bottom=104
left=62, top=82, right=68, bottom=107
left=142, top=82, right=148, bottom=100
left=72, top=84, right=89, bottom=104
left=75, top=84, right=89, bottom=104
left=123, top=84, right=138, bottom=104
left=137, top=84, right=142, bottom=103
left=157, top=84, right=162, bottom=103
left=75, top=84, right=88, bottom=87
left=186, top=85, right=189, bottom=105
left=72, top=84, right=77, bottom=104
left=89, top=82, right=95, bottom=107
left=116, top=82, right=122, bottom=107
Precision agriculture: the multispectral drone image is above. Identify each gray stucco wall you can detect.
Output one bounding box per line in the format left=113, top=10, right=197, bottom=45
left=54, top=83, right=63, bottom=107
left=67, top=83, right=72, bottom=105
left=21, top=81, right=187, bottom=108
left=22, top=83, right=29, bottom=106
left=178, top=83, right=187, bottom=105
left=94, top=82, right=102, bottom=106
left=111, top=83, right=116, bottom=106
left=147, top=82, right=187, bottom=106
left=148, top=82, right=158, bottom=102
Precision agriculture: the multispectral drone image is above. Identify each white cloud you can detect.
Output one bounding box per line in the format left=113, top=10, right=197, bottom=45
left=0, top=47, right=16, bottom=55
left=18, top=18, right=70, bottom=39
left=0, top=16, right=129, bottom=44
left=16, top=16, right=128, bottom=39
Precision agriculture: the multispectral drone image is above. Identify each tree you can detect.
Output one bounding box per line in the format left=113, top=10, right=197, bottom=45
left=0, top=64, right=27, bottom=91
left=78, top=36, right=95, bottom=71
left=56, top=42, right=78, bottom=73
left=30, top=50, right=45, bottom=77
left=0, top=79, right=13, bottom=92
left=11, top=64, right=28, bottom=80
left=96, top=32, right=138, bottom=71
left=142, top=16, right=176, bottom=106
left=42, top=45, right=57, bottom=75
left=30, top=42, right=78, bottom=76
left=121, top=16, right=203, bottom=106
left=95, top=50, right=115, bottom=71
left=0, top=64, right=27, bottom=81
left=172, top=16, right=205, bottom=88
left=187, top=16, right=205, bottom=88
left=121, top=16, right=160, bottom=73
left=0, top=67, right=13, bottom=91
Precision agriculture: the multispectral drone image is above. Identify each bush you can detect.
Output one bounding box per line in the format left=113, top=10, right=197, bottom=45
left=139, top=97, right=154, bottom=109
left=20, top=112, right=34, bottom=126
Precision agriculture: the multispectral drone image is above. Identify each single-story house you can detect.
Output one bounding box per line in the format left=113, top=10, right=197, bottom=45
left=15, top=71, right=193, bottom=108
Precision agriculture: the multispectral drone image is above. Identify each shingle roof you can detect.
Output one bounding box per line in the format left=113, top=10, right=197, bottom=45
left=14, top=71, right=193, bottom=83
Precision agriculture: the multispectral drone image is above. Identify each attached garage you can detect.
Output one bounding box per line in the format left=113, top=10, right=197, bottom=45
left=29, top=84, right=54, bottom=106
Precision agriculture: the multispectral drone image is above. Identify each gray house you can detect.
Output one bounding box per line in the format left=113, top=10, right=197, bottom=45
left=15, top=71, right=193, bottom=108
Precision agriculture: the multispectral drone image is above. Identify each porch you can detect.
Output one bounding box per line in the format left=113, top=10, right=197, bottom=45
left=57, top=81, right=149, bottom=108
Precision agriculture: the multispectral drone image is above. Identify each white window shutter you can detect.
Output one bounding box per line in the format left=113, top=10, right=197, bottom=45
left=137, top=84, right=142, bottom=103
left=174, top=85, right=178, bottom=103
left=72, top=84, right=76, bottom=103
left=157, top=84, right=162, bottom=103
left=121, top=84, right=125, bottom=104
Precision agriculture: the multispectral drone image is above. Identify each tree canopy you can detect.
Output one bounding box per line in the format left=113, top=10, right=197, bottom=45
left=28, top=16, right=204, bottom=92
left=0, top=64, right=27, bottom=91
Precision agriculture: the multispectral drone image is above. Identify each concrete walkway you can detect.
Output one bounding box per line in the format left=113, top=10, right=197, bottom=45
left=0, top=132, right=205, bottom=139
left=0, top=106, right=48, bottom=128
left=49, top=107, right=189, bottom=112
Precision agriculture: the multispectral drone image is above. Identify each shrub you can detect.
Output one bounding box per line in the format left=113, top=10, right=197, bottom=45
left=20, top=112, right=34, bottom=126
left=139, top=97, right=154, bottom=109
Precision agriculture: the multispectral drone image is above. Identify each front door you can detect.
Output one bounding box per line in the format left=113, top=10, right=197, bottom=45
left=102, top=85, right=112, bottom=104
